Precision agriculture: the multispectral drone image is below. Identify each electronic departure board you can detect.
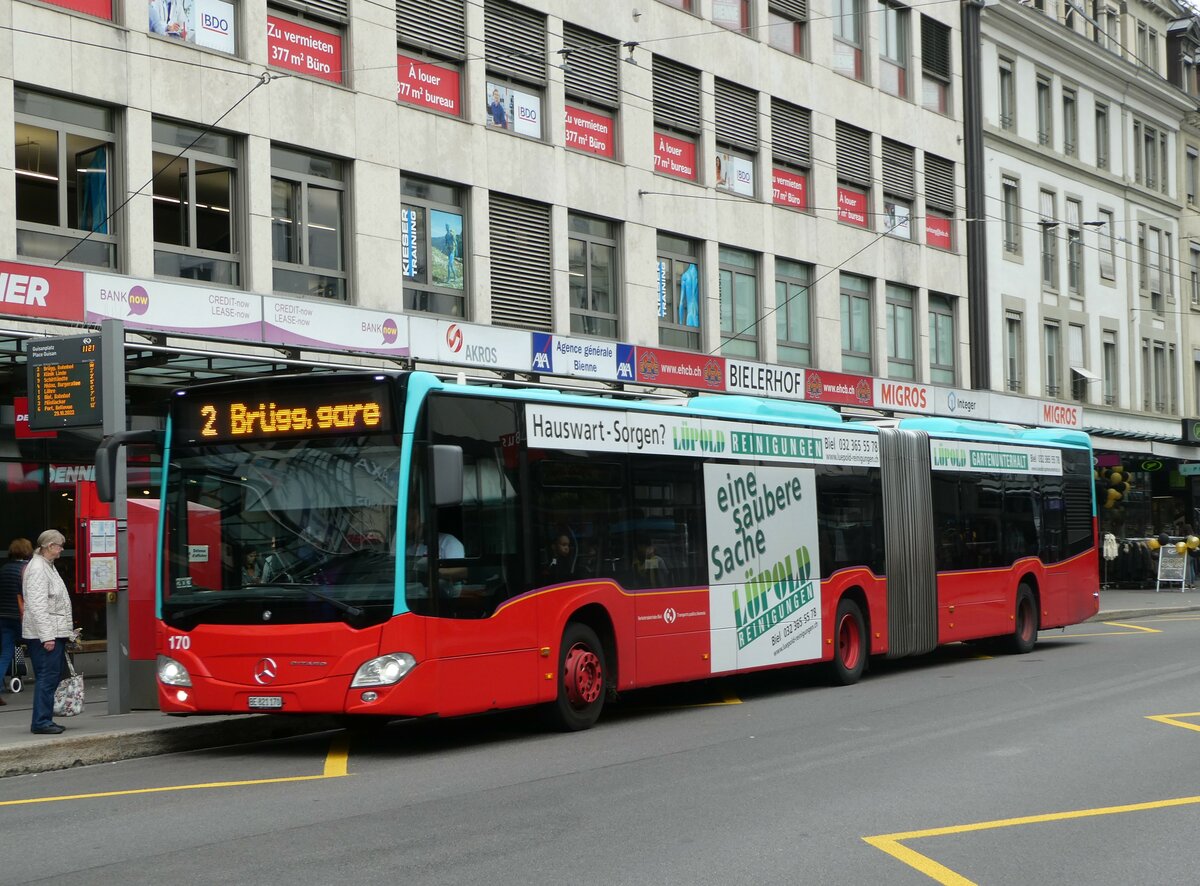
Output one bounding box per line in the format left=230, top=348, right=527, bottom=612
left=172, top=379, right=396, bottom=444
left=27, top=335, right=102, bottom=430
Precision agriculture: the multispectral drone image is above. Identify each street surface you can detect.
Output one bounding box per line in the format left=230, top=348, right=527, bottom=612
left=3, top=614, right=1200, bottom=885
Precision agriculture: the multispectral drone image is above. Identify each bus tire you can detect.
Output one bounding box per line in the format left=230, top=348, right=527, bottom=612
left=548, top=622, right=606, bottom=732
left=829, top=598, right=866, bottom=686
left=1002, top=584, right=1038, bottom=655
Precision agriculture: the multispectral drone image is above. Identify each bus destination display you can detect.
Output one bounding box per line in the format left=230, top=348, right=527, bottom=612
left=27, top=335, right=101, bottom=430
left=174, top=382, right=393, bottom=444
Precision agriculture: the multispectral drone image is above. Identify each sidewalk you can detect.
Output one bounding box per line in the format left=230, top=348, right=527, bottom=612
left=1, top=589, right=1196, bottom=778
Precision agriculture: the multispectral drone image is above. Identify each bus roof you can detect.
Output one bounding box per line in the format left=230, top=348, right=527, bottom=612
left=897, top=416, right=1091, bottom=450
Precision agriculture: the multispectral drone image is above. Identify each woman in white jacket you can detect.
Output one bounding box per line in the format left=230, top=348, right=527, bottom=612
left=22, top=530, right=73, bottom=735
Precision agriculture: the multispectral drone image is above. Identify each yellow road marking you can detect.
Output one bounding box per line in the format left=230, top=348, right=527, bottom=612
left=864, top=794, right=1200, bottom=885
left=1057, top=621, right=1162, bottom=638
left=692, top=689, right=743, bottom=707
left=0, top=734, right=352, bottom=807
left=1146, top=712, right=1200, bottom=734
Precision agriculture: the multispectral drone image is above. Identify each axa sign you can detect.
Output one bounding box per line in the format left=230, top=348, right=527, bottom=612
left=0, top=262, right=85, bottom=321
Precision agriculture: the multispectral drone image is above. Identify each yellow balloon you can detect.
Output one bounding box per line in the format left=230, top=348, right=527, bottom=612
left=1189, top=536, right=1200, bottom=550
left=1178, top=542, right=1190, bottom=555
left=1148, top=538, right=1161, bottom=551
left=1104, top=501, right=1115, bottom=509
left=1106, top=489, right=1122, bottom=501
left=1110, top=472, right=1123, bottom=483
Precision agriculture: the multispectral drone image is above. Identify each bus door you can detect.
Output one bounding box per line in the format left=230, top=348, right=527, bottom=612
left=879, top=428, right=937, bottom=656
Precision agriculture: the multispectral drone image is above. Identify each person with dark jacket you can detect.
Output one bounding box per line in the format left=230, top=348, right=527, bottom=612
left=0, top=538, right=33, bottom=705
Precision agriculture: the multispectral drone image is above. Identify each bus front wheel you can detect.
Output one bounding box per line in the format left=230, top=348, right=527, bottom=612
left=1001, top=585, right=1038, bottom=655
left=829, top=598, right=866, bottom=686
left=548, top=622, right=606, bottom=732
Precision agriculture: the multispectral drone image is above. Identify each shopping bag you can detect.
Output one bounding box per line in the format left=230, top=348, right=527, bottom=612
left=52, top=655, right=84, bottom=717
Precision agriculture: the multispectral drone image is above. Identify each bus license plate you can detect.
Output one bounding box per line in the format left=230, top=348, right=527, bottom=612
left=248, top=696, right=283, bottom=710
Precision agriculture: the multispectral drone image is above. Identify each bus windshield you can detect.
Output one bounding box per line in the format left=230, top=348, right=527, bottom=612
left=161, top=435, right=400, bottom=629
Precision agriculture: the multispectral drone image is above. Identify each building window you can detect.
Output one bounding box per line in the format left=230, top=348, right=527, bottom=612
left=1188, top=147, right=1198, bottom=204
left=271, top=147, right=346, bottom=301
left=1036, top=75, right=1052, bottom=147
left=657, top=233, right=702, bottom=350
left=1095, top=104, right=1109, bottom=169
left=929, top=293, right=956, bottom=385
left=840, top=273, right=872, bottom=372
left=775, top=259, right=812, bottom=366
left=1153, top=342, right=1167, bottom=411
left=484, top=0, right=547, bottom=139
left=14, top=88, right=116, bottom=269
left=1062, top=87, right=1078, bottom=157
left=713, top=0, right=751, bottom=33
left=1066, top=198, right=1082, bottom=293
left=268, top=2, right=348, bottom=85
left=836, top=122, right=871, bottom=228
left=1098, top=208, right=1115, bottom=279
left=920, top=16, right=950, bottom=113
left=568, top=213, right=619, bottom=338
left=1068, top=322, right=1088, bottom=403
left=998, top=57, right=1014, bottom=130
left=1002, top=175, right=1021, bottom=254
left=1141, top=338, right=1151, bottom=411
left=879, top=2, right=908, bottom=98
left=1146, top=226, right=1163, bottom=312
left=771, top=98, right=812, bottom=211
left=1039, top=189, right=1057, bottom=289
left=1044, top=320, right=1061, bottom=398
left=1134, top=119, right=1163, bottom=190
left=885, top=283, right=915, bottom=379
left=833, top=0, right=864, bottom=81
left=1191, top=245, right=1200, bottom=305
left=653, top=57, right=702, bottom=181
left=924, top=153, right=954, bottom=250
left=719, top=246, right=759, bottom=358
left=658, top=0, right=694, bottom=9
left=767, top=0, right=806, bottom=56
left=1102, top=330, right=1117, bottom=405
left=882, top=139, right=914, bottom=239
left=490, top=193, right=551, bottom=329
left=563, top=25, right=620, bottom=159
left=151, top=119, right=239, bottom=284
left=714, top=79, right=758, bottom=197
left=397, top=0, right=466, bottom=117
left=1005, top=310, right=1023, bottom=393
left=149, top=0, right=234, bottom=51
left=401, top=175, right=467, bottom=317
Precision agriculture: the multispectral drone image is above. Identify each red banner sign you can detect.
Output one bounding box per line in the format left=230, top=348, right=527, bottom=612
left=837, top=186, right=869, bottom=228
left=653, top=132, right=697, bottom=181
left=267, top=16, right=342, bottom=84
left=43, top=0, right=112, bottom=17
left=772, top=168, right=808, bottom=210
left=926, top=211, right=953, bottom=250
left=804, top=370, right=875, bottom=406
left=397, top=55, right=461, bottom=115
left=635, top=348, right=725, bottom=391
left=0, top=261, right=85, bottom=322
left=565, top=106, right=616, bottom=158
left=14, top=397, right=57, bottom=440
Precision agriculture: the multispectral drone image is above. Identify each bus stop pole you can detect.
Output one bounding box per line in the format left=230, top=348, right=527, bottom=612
left=101, top=318, right=130, bottom=715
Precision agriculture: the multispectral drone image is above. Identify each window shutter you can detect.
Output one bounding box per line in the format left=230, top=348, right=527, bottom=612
left=924, top=153, right=954, bottom=211
left=485, top=0, right=547, bottom=86
left=769, top=0, right=808, bottom=19
left=715, top=79, right=758, bottom=151
left=563, top=24, right=620, bottom=108
left=836, top=122, right=871, bottom=186
left=882, top=139, right=914, bottom=200
left=489, top=194, right=552, bottom=330
left=653, top=57, right=702, bottom=134
left=397, top=0, right=466, bottom=59
left=273, top=0, right=348, bottom=23
left=921, top=17, right=950, bottom=80
left=771, top=98, right=811, bottom=168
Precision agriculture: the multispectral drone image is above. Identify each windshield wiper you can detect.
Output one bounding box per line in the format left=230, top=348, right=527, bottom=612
left=257, top=582, right=364, bottom=618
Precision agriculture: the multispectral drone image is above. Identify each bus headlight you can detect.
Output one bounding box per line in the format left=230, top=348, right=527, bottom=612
left=157, top=655, right=192, bottom=686
left=351, top=653, right=416, bottom=687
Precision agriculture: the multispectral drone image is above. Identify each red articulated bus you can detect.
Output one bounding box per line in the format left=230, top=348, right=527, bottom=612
left=97, top=371, right=1098, bottom=730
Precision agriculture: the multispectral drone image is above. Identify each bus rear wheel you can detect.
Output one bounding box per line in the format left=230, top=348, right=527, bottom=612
left=548, top=622, right=606, bottom=732
left=1001, top=585, right=1038, bottom=655
left=829, top=598, right=866, bottom=686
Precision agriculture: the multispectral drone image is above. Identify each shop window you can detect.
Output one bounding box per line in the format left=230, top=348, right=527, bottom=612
left=267, top=2, right=347, bottom=84
left=151, top=119, right=239, bottom=285
left=396, top=0, right=465, bottom=116
left=271, top=145, right=347, bottom=301
left=775, top=259, right=812, bottom=366
left=719, top=246, right=759, bottom=359
left=568, top=214, right=619, bottom=338
left=484, top=0, right=547, bottom=139
left=841, top=273, right=872, bottom=373
left=14, top=89, right=117, bottom=269
left=657, top=233, right=702, bottom=350
left=401, top=175, right=467, bottom=318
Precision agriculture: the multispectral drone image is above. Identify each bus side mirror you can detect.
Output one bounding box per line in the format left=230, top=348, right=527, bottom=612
left=430, top=444, right=463, bottom=508
left=95, top=429, right=163, bottom=502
